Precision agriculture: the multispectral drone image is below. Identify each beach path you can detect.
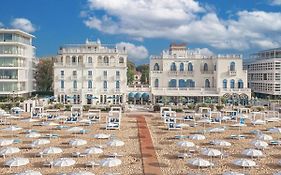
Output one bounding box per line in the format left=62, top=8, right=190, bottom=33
left=136, top=115, right=162, bottom=175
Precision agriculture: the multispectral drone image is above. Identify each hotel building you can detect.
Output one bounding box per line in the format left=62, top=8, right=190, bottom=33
left=53, top=39, right=127, bottom=105
left=149, top=43, right=251, bottom=104
left=0, top=29, right=36, bottom=97
left=243, top=48, right=281, bottom=99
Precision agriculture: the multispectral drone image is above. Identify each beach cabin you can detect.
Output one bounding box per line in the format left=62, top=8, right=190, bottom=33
left=221, top=110, right=238, bottom=122
left=160, top=107, right=172, bottom=118
left=264, top=110, right=280, bottom=122
left=198, top=107, right=211, bottom=118
left=209, top=111, right=222, bottom=124
left=182, top=110, right=196, bottom=122
left=251, top=112, right=266, bottom=125
left=163, top=111, right=177, bottom=123
left=106, top=110, right=121, bottom=130
left=87, top=109, right=101, bottom=122
left=31, top=106, right=44, bottom=118
left=23, top=99, right=36, bottom=113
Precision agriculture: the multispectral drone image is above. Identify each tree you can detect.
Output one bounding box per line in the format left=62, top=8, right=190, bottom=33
left=136, top=64, right=149, bottom=84
left=127, top=60, right=136, bottom=85
left=35, top=58, right=54, bottom=91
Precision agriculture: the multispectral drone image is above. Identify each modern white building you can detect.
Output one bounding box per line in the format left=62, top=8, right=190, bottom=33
left=149, top=43, right=251, bottom=105
left=53, top=39, right=127, bottom=105
left=0, top=29, right=36, bottom=97
left=244, top=48, right=281, bottom=99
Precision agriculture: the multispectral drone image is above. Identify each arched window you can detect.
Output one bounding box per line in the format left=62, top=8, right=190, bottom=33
left=78, top=56, right=83, bottom=63
left=238, top=79, right=244, bottom=89
left=72, top=56, right=76, bottom=63
left=186, top=79, right=195, bottom=87
left=168, top=79, right=177, bottom=87
left=119, top=57, right=124, bottom=63
left=88, top=80, right=92, bottom=89
left=179, top=79, right=186, bottom=87
left=103, top=81, right=108, bottom=89
left=116, top=81, right=120, bottom=89
left=230, top=79, right=235, bottom=89
left=154, top=63, right=160, bottom=71
left=180, top=63, right=184, bottom=71
left=73, top=80, right=77, bottom=89
left=188, top=63, right=193, bottom=71
left=223, top=79, right=227, bottom=89
left=230, top=62, right=236, bottom=71
left=205, top=79, right=210, bottom=88
left=88, top=57, right=92, bottom=63
left=104, top=56, right=109, bottom=63
left=203, top=63, right=208, bottom=71
left=154, top=79, right=159, bottom=87
left=170, top=62, right=177, bottom=71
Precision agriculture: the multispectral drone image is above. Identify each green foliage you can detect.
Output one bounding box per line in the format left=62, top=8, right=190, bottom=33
left=188, top=104, right=195, bottom=110
left=54, top=103, right=64, bottom=109
left=35, top=58, right=54, bottom=91
left=64, top=105, right=72, bottom=111
left=127, top=60, right=135, bottom=85
left=136, top=64, right=149, bottom=84
left=216, top=105, right=224, bottom=111
left=153, top=105, right=161, bottom=112
left=83, top=105, right=91, bottom=111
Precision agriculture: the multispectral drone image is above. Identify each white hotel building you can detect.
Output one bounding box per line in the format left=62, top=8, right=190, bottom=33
left=53, top=39, right=127, bottom=105
left=243, top=48, right=281, bottom=99
left=0, top=29, right=36, bottom=97
left=149, top=44, right=251, bottom=105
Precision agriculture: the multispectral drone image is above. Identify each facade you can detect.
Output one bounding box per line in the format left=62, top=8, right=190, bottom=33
left=243, top=48, right=281, bottom=99
left=149, top=43, right=251, bottom=105
left=53, top=39, right=127, bottom=105
left=0, top=29, right=36, bottom=97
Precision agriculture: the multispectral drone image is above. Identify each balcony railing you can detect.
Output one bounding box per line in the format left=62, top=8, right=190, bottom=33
left=151, top=70, right=163, bottom=74
left=229, top=70, right=237, bottom=76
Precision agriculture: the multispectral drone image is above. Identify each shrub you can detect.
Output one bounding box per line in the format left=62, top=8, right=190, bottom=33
left=187, top=104, right=195, bottom=110
left=175, top=108, right=183, bottom=112
left=216, top=105, right=224, bottom=111
left=54, top=103, right=64, bottom=109
left=83, top=105, right=91, bottom=111
left=153, top=105, right=160, bottom=112
left=65, top=105, right=72, bottom=111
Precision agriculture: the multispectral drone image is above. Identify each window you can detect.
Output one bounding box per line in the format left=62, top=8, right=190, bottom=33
left=223, top=79, right=227, bottom=88
left=179, top=79, right=186, bottom=87
left=230, top=62, right=235, bottom=71
left=203, top=63, right=208, bottom=71
left=170, top=62, right=177, bottom=71
left=205, top=79, right=210, bottom=88
left=103, top=81, right=108, bottom=89
left=154, top=79, right=159, bottom=87
left=103, top=71, right=107, bottom=77
left=116, top=71, right=120, bottom=77
left=116, top=81, right=120, bottom=89
left=104, top=56, right=109, bottom=63
left=88, top=80, right=92, bottom=89
left=168, top=79, right=177, bottom=87
left=88, top=57, right=92, bottom=63
left=72, top=56, right=76, bottom=63
left=88, top=70, right=92, bottom=76
left=188, top=63, right=193, bottom=71
left=73, top=80, right=77, bottom=89
left=73, top=70, right=77, bottom=76
left=3, top=33, right=12, bottom=41
left=154, top=63, right=160, bottom=71
left=180, top=63, right=184, bottom=71
left=186, top=79, right=195, bottom=88
left=238, top=79, right=244, bottom=89
left=230, top=79, right=235, bottom=88
left=119, top=57, right=124, bottom=63
left=60, top=80, right=64, bottom=89
left=60, top=70, right=64, bottom=76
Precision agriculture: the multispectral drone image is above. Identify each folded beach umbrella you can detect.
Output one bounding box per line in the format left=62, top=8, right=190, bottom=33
left=177, top=141, right=195, bottom=148
left=93, top=133, right=111, bottom=139
left=67, top=127, right=84, bottom=133
left=107, top=139, right=124, bottom=147
left=201, top=148, right=221, bottom=157
left=211, top=140, right=231, bottom=147
left=42, top=147, right=63, bottom=155
left=69, top=139, right=87, bottom=147
left=251, top=140, right=268, bottom=149
left=83, top=147, right=103, bottom=154
left=100, top=158, right=122, bottom=167
left=53, top=158, right=76, bottom=167
left=4, top=157, right=29, bottom=167
left=189, top=134, right=206, bottom=140
left=0, top=146, right=20, bottom=156
left=223, top=172, right=245, bottom=175
left=26, top=132, right=41, bottom=138
left=256, top=134, right=273, bottom=141
left=242, top=148, right=263, bottom=158
left=0, top=139, right=14, bottom=146
left=32, top=139, right=50, bottom=146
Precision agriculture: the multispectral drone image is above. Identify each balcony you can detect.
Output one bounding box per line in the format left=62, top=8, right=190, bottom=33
left=151, top=70, right=163, bottom=74
left=151, top=87, right=219, bottom=96
left=229, top=70, right=237, bottom=76
left=97, top=62, right=110, bottom=67
left=167, top=71, right=193, bottom=76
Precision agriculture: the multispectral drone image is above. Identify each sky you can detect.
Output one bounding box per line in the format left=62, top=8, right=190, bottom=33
left=0, top=0, right=281, bottom=65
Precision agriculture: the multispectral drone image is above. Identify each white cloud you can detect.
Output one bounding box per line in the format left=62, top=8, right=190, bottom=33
left=11, top=18, right=36, bottom=33
left=116, top=42, right=149, bottom=61
left=270, top=0, right=281, bottom=5
left=83, top=0, right=281, bottom=51
left=194, top=48, right=215, bottom=56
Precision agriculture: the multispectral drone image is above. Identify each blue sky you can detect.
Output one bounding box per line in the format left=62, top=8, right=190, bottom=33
left=0, top=0, right=281, bottom=64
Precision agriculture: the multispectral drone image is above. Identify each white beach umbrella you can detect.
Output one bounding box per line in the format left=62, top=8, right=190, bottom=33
left=231, top=123, right=247, bottom=127
left=0, top=146, right=20, bottom=156
left=242, top=149, right=263, bottom=158
left=22, top=118, right=39, bottom=123
left=83, top=147, right=103, bottom=155
left=32, top=139, right=50, bottom=146
left=69, top=139, right=87, bottom=147
left=42, top=147, right=63, bottom=155
left=269, top=128, right=281, bottom=134
left=208, top=127, right=225, bottom=133
left=201, top=148, right=222, bottom=157
left=211, top=140, right=231, bottom=147
left=107, top=139, right=125, bottom=147
left=177, top=141, right=195, bottom=148
left=16, top=170, right=42, bottom=175
left=53, top=158, right=76, bottom=167
left=2, top=125, right=22, bottom=131
left=67, top=127, right=84, bottom=133
left=223, top=172, right=245, bottom=175
left=251, top=140, right=268, bottom=149
left=233, top=159, right=256, bottom=167
left=69, top=172, right=95, bottom=175
left=100, top=158, right=122, bottom=167
left=188, top=158, right=213, bottom=167
left=93, top=133, right=111, bottom=139
left=43, top=122, right=60, bottom=126
left=26, top=132, right=41, bottom=138
left=0, top=139, right=14, bottom=146
left=4, top=157, right=29, bottom=167
left=189, top=134, right=206, bottom=140
left=256, top=134, right=273, bottom=141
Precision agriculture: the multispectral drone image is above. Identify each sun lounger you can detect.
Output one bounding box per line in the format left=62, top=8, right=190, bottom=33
left=85, top=161, right=99, bottom=168
left=43, top=161, right=53, bottom=168
left=178, top=153, right=193, bottom=159
left=106, top=123, right=120, bottom=130
left=167, top=123, right=182, bottom=130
